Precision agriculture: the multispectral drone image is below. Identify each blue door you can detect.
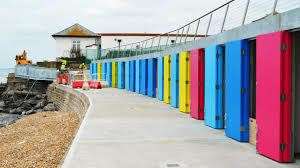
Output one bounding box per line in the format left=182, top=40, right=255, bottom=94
left=171, top=53, right=179, bottom=108
left=204, top=45, right=225, bottom=129
left=118, top=62, right=125, bottom=89
left=135, top=60, right=141, bottom=93
left=147, top=58, right=157, bottom=97
left=93, top=63, right=98, bottom=80
left=140, top=59, right=148, bottom=95
left=102, top=62, right=107, bottom=81
left=129, top=60, right=135, bottom=92
left=158, top=57, right=164, bottom=101
left=106, top=62, right=112, bottom=87
left=125, top=61, right=130, bottom=90
left=225, top=40, right=250, bottom=142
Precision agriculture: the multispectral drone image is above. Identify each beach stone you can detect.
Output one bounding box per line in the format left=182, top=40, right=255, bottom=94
left=43, top=103, right=56, bottom=111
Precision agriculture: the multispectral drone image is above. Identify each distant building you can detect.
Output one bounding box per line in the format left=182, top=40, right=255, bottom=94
left=52, top=23, right=175, bottom=60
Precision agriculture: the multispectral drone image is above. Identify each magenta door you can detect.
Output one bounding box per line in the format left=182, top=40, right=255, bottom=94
left=190, top=49, right=205, bottom=120
left=256, top=31, right=292, bottom=162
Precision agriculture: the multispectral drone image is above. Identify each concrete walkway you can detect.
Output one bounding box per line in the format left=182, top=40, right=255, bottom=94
left=62, top=88, right=300, bottom=168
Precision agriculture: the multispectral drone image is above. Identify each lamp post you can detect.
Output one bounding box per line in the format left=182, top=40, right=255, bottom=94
left=114, top=38, right=122, bottom=58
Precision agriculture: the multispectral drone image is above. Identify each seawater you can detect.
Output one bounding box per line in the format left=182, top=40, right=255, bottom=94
left=0, top=68, right=14, bottom=84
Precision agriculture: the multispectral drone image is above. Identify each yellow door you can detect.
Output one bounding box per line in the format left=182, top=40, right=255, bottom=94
left=112, top=62, right=118, bottom=88
left=179, top=51, right=190, bottom=113
left=164, top=55, right=171, bottom=104
left=97, top=63, right=102, bottom=81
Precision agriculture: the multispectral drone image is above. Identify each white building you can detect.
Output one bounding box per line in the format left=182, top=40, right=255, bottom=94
left=52, top=23, right=179, bottom=60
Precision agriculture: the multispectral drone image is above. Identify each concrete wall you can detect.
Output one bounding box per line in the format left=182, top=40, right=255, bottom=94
left=47, top=83, right=90, bottom=120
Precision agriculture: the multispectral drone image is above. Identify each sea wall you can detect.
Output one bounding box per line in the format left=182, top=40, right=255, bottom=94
left=47, top=83, right=89, bottom=121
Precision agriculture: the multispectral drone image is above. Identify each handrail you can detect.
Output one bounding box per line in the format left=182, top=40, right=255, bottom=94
left=96, top=0, right=299, bottom=60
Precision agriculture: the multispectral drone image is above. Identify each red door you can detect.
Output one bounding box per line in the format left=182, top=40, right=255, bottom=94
left=256, top=31, right=292, bottom=162
left=190, top=49, right=205, bottom=120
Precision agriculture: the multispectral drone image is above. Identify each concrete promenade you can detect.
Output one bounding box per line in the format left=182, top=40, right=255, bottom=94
left=62, top=88, right=300, bottom=168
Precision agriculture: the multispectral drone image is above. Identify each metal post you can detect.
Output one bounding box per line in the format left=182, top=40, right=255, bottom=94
left=242, top=0, right=250, bottom=25
left=194, top=19, right=201, bottom=40
left=175, top=29, right=180, bottom=45
left=179, top=28, right=185, bottom=43
left=206, top=13, right=213, bottom=37
left=149, top=38, right=154, bottom=54
left=165, top=34, right=170, bottom=49
left=129, top=44, right=134, bottom=57
left=221, top=4, right=229, bottom=32
left=272, top=0, right=278, bottom=15
left=140, top=41, right=144, bottom=55
left=184, top=24, right=191, bottom=43
left=135, top=43, right=140, bottom=56
left=157, top=35, right=162, bottom=51
left=122, top=45, right=127, bottom=58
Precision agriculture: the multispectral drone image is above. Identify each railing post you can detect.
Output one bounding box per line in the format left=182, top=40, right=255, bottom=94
left=179, top=28, right=185, bottom=43
left=194, top=19, right=201, bottom=40
left=272, top=0, right=278, bottom=14
left=149, top=38, right=154, bottom=54
left=221, top=4, right=229, bottom=32
left=165, top=34, right=170, bottom=50
left=157, top=35, right=162, bottom=51
left=175, top=29, right=180, bottom=45
left=184, top=24, right=191, bottom=43
left=242, top=0, right=250, bottom=25
left=205, top=13, right=213, bottom=37
left=129, top=44, right=134, bottom=57
left=135, top=43, right=140, bottom=56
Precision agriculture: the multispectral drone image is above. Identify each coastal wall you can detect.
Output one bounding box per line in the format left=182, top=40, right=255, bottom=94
left=47, top=83, right=89, bottom=121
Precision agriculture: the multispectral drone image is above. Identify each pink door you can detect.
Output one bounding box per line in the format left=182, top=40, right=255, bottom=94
left=256, top=31, right=292, bottom=162
left=190, top=49, right=205, bottom=120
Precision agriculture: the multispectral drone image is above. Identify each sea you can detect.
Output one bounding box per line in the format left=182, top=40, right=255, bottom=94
left=0, top=68, right=14, bottom=84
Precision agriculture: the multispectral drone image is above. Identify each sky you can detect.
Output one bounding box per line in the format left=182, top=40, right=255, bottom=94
left=0, top=0, right=233, bottom=68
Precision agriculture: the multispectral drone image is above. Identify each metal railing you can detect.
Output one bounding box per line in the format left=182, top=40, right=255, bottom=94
left=99, top=0, right=299, bottom=60
left=15, top=65, right=58, bottom=81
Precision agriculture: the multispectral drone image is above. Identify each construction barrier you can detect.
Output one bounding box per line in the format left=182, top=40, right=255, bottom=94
left=147, top=58, right=157, bottom=98
left=204, top=45, right=224, bottom=128
left=170, top=53, right=179, bottom=108
left=179, top=51, right=190, bottom=113
left=190, top=49, right=205, bottom=120
left=157, top=57, right=164, bottom=101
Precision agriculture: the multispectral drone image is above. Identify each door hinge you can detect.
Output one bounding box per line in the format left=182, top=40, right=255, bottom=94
left=281, top=44, right=287, bottom=52
left=185, top=80, right=189, bottom=85
left=280, top=143, right=286, bottom=152
left=240, top=126, right=246, bottom=132
left=280, top=93, right=286, bottom=102
left=241, top=49, right=246, bottom=56
left=241, top=87, right=246, bottom=94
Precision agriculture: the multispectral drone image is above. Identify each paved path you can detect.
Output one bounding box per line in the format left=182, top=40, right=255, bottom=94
left=63, top=88, right=300, bottom=168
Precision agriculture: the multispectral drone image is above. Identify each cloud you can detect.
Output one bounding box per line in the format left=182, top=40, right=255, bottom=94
left=0, top=0, right=230, bottom=68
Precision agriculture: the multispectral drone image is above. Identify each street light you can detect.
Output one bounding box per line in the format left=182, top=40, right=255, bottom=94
left=114, top=38, right=122, bottom=58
